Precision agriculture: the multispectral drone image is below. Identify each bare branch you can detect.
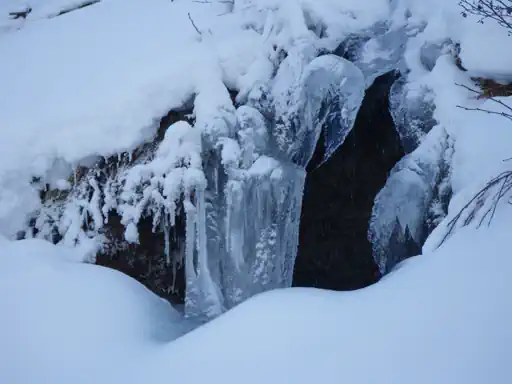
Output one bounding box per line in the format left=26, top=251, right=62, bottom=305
left=454, top=82, right=481, bottom=95
left=188, top=12, right=202, bottom=36
left=455, top=82, right=512, bottom=116
left=445, top=1, right=512, bottom=246
left=456, top=105, right=512, bottom=121
left=8, top=7, right=32, bottom=19
left=439, top=171, right=512, bottom=246
left=459, top=0, right=512, bottom=35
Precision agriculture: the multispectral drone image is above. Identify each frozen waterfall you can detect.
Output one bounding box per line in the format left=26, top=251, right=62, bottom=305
left=25, top=7, right=452, bottom=318
left=29, top=49, right=372, bottom=318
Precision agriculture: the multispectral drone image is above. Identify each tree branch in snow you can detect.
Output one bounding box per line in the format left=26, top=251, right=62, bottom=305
left=188, top=13, right=202, bottom=36
left=455, top=82, right=512, bottom=121
left=456, top=105, right=512, bottom=121
left=459, top=0, right=512, bottom=35
left=439, top=171, right=512, bottom=246
left=8, top=7, right=32, bottom=19
left=440, top=82, right=512, bottom=246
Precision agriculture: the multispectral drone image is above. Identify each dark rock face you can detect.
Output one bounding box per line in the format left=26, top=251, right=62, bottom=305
left=293, top=72, right=405, bottom=291
left=96, top=211, right=186, bottom=304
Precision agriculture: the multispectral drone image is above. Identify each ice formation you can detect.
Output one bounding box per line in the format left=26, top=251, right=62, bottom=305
left=31, top=48, right=371, bottom=317
left=368, top=126, right=453, bottom=274
left=4, top=0, right=511, bottom=318
left=273, top=54, right=366, bottom=166
left=7, top=0, right=397, bottom=319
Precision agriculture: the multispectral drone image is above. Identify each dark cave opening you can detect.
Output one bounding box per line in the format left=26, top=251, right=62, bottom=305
left=292, top=71, right=405, bottom=291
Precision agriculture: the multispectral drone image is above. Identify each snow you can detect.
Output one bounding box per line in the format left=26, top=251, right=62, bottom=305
left=2, top=0, right=512, bottom=381
left=0, top=239, right=192, bottom=384
left=396, top=0, right=512, bottom=81
left=0, top=0, right=93, bottom=33
left=2, top=218, right=512, bottom=383
left=118, top=120, right=203, bottom=244
left=153, top=223, right=512, bottom=384
left=0, top=0, right=386, bottom=179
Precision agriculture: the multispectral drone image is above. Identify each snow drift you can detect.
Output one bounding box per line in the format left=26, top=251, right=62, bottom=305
left=2, top=214, right=512, bottom=384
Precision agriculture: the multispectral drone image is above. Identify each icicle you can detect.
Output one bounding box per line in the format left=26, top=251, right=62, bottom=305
left=163, top=213, right=171, bottom=265
left=184, top=199, right=197, bottom=278
left=195, top=188, right=223, bottom=318
left=171, top=225, right=183, bottom=293
left=225, top=179, right=245, bottom=271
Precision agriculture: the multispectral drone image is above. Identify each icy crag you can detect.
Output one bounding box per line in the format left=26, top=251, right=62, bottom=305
left=8, top=0, right=508, bottom=318
left=16, top=0, right=395, bottom=318
left=368, top=0, right=512, bottom=273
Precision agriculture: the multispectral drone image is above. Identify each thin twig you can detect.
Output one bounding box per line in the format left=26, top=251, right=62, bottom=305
left=454, top=82, right=512, bottom=119
left=455, top=82, right=512, bottom=113
left=459, top=0, right=512, bottom=34
left=439, top=171, right=512, bottom=246
left=456, top=105, right=512, bottom=121
left=455, top=82, right=481, bottom=95
left=188, top=12, right=202, bottom=36
left=488, top=176, right=510, bottom=225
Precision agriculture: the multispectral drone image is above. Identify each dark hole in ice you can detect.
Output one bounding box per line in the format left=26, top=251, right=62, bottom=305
left=293, top=71, right=405, bottom=291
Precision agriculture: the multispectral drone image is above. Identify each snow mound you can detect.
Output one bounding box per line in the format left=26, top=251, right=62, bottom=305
left=0, top=239, right=191, bottom=384
left=148, top=220, right=512, bottom=384
left=2, top=221, right=511, bottom=383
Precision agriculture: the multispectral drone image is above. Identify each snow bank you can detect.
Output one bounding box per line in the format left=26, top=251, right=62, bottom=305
left=2, top=219, right=511, bottom=383
left=153, top=222, right=512, bottom=384
left=144, top=207, right=512, bottom=384
left=395, top=0, right=512, bottom=81
left=0, top=239, right=192, bottom=384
